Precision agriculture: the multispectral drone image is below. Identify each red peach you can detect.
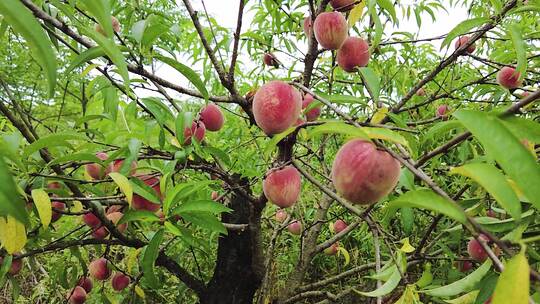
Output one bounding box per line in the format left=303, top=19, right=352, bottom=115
left=436, top=105, right=449, bottom=117
left=95, top=16, right=121, bottom=36
left=51, top=201, right=66, bottom=223
left=497, top=66, right=522, bottom=89
left=106, top=212, right=127, bottom=233
left=67, top=286, right=87, bottom=304
left=337, top=37, right=370, bottom=72
left=183, top=121, right=206, bottom=145
left=313, top=12, right=348, bottom=50
left=0, top=256, right=22, bottom=275
left=111, top=272, right=130, bottom=291
left=486, top=209, right=497, bottom=218
left=110, top=159, right=137, bottom=176
left=106, top=205, right=123, bottom=215
left=303, top=17, right=313, bottom=37
left=331, top=140, right=400, bottom=205
left=467, top=234, right=490, bottom=262
left=324, top=243, right=339, bottom=255
left=454, top=36, right=476, bottom=54
left=333, top=220, right=348, bottom=234
left=89, top=258, right=110, bottom=281
left=132, top=175, right=161, bottom=212
left=200, top=103, right=225, bottom=132
left=275, top=209, right=288, bottom=223
left=92, top=226, right=109, bottom=239
left=302, top=94, right=321, bottom=121
left=263, top=165, right=301, bottom=208
left=77, top=276, right=93, bottom=293
left=263, top=53, right=280, bottom=68
left=82, top=212, right=101, bottom=228
left=330, top=0, right=356, bottom=11
left=457, top=260, right=473, bottom=272
left=253, top=81, right=302, bottom=135
left=287, top=221, right=302, bottom=235
left=86, top=152, right=109, bottom=180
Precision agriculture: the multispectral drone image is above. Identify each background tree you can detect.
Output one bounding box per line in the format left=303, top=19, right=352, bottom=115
left=0, top=0, right=539, bottom=303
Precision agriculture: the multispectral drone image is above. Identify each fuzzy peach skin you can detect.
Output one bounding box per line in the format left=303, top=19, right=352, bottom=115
left=313, top=12, right=348, bottom=50
left=303, top=17, right=312, bottom=37
left=67, top=286, right=86, bottom=304
left=337, top=37, right=370, bottom=72
left=89, top=258, right=110, bottom=281
left=86, top=152, right=109, bottom=180
left=331, top=139, right=400, bottom=204
left=302, top=94, right=321, bottom=121
left=287, top=221, right=302, bottom=235
left=200, top=103, right=225, bottom=131
left=183, top=121, right=206, bottom=144
left=253, top=81, right=302, bottom=135
left=497, top=66, right=522, bottom=89
left=333, top=219, right=348, bottom=234
left=263, top=165, right=301, bottom=208
left=330, top=0, right=356, bottom=11
left=111, top=272, right=131, bottom=291
left=454, top=36, right=476, bottom=54
left=467, top=234, right=490, bottom=262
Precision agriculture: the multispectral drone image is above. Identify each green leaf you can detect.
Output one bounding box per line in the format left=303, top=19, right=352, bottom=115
left=0, top=0, right=57, bottom=97
left=359, top=67, right=380, bottom=101
left=440, top=18, right=489, bottom=50
left=23, top=133, right=86, bottom=158
left=475, top=273, right=498, bottom=304
left=423, top=260, right=492, bottom=297
left=501, top=116, right=540, bottom=144
left=130, top=178, right=160, bottom=204
left=81, top=0, right=113, bottom=37
left=362, top=127, right=410, bottom=148
left=355, top=265, right=401, bottom=297
left=377, top=0, right=397, bottom=23
left=66, top=47, right=106, bottom=75
left=454, top=110, right=540, bottom=212
left=141, top=97, right=174, bottom=127
left=31, top=189, right=52, bottom=228
left=83, top=29, right=129, bottom=87
left=174, top=200, right=232, bottom=215
left=48, top=152, right=101, bottom=166
left=387, top=189, right=467, bottom=224
left=264, top=127, right=296, bottom=156
left=307, top=122, right=369, bottom=140
left=416, top=263, right=433, bottom=288
left=491, top=250, right=529, bottom=304
left=154, top=54, right=208, bottom=101
left=508, top=24, right=526, bottom=79
left=445, top=290, right=480, bottom=304
left=109, top=172, right=133, bottom=207
left=141, top=229, right=164, bottom=289
left=450, top=163, right=521, bottom=220
left=118, top=209, right=160, bottom=225
left=181, top=211, right=227, bottom=235
left=0, top=158, right=29, bottom=226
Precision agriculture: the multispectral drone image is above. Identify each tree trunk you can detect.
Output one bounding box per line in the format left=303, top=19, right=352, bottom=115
left=200, top=177, right=264, bottom=304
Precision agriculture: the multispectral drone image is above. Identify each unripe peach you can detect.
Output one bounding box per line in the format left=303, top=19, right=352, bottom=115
left=454, top=36, right=476, bottom=54
left=263, top=166, right=301, bottom=208
left=106, top=212, right=127, bottom=233
left=497, top=66, right=522, bottom=89
left=331, top=140, right=400, bottom=205
left=92, top=226, right=109, bottom=239
left=0, top=256, right=22, bottom=275
left=467, top=234, right=490, bottom=262
left=111, top=272, right=130, bottom=291
left=324, top=243, right=339, bottom=255
left=416, top=88, right=426, bottom=96
left=275, top=209, right=288, bottom=222
left=183, top=121, right=206, bottom=145
left=86, top=152, right=109, bottom=180
left=253, top=81, right=302, bottom=135
left=302, top=94, right=321, bottom=121
left=51, top=201, right=66, bottom=223
left=333, top=219, right=348, bottom=234
left=303, top=17, right=313, bottom=37
left=77, top=276, right=93, bottom=293
left=95, top=16, right=121, bottom=36
left=330, top=0, right=356, bottom=11
left=313, top=12, right=348, bottom=50
left=436, top=105, right=449, bottom=118
left=82, top=212, right=101, bottom=228
left=337, top=37, right=370, bottom=72
left=132, top=175, right=161, bottom=212
left=263, top=53, right=280, bottom=68
left=110, top=159, right=137, bottom=176
left=200, top=103, right=225, bottom=131
left=287, top=221, right=302, bottom=235
left=67, top=286, right=87, bottom=304
left=89, top=258, right=110, bottom=281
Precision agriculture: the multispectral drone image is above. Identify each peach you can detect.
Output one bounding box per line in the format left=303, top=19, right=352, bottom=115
left=275, top=209, right=288, bottom=222
left=106, top=212, right=127, bottom=233
left=132, top=175, right=161, bottom=212
left=89, top=258, right=110, bottom=281
left=92, top=226, right=109, bottom=239
left=106, top=205, right=123, bottom=215
left=86, top=152, right=109, bottom=180
left=200, top=103, right=225, bottom=131
left=0, top=256, right=22, bottom=275
left=183, top=121, right=206, bottom=145
left=333, top=219, right=348, bottom=234
left=263, top=53, right=279, bottom=68
left=287, top=221, right=302, bottom=235
left=324, top=243, right=339, bottom=255
left=313, top=12, right=348, bottom=50
left=486, top=209, right=497, bottom=218
left=95, top=16, right=121, bottom=36
left=454, top=36, right=476, bottom=54
left=211, top=191, right=219, bottom=201
left=457, top=260, right=473, bottom=272
left=77, top=276, right=93, bottom=293
left=263, top=165, right=301, bottom=208
left=302, top=94, right=321, bottom=121
left=436, top=105, right=449, bottom=117
left=497, top=66, right=522, bottom=89
left=67, top=286, right=87, bottom=304
left=253, top=81, right=302, bottom=135
left=111, top=272, right=130, bottom=291
left=416, top=88, right=426, bottom=96
left=51, top=201, right=65, bottom=223
left=110, top=159, right=137, bottom=176
left=467, top=234, right=490, bottom=262
left=337, top=37, right=370, bottom=72
left=330, top=0, right=356, bottom=11
left=295, top=117, right=306, bottom=126
left=331, top=139, right=400, bottom=205
left=303, top=17, right=312, bottom=37
left=48, top=182, right=62, bottom=190
left=82, top=212, right=101, bottom=228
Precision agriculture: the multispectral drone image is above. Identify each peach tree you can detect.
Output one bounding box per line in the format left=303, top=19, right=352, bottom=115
left=0, top=0, right=539, bottom=303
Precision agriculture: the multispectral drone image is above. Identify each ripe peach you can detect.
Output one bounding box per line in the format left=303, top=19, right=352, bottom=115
left=303, top=17, right=313, bottom=37
left=333, top=220, right=348, bottom=234
left=67, top=286, right=87, bottom=304
left=77, top=276, right=93, bottom=293
left=454, top=36, right=476, bottom=54
left=275, top=209, right=288, bottom=222
left=132, top=175, right=161, bottom=212
left=95, top=16, right=121, bottom=36
left=106, top=212, right=127, bottom=233
left=263, top=165, right=301, bottom=208
left=313, top=12, right=348, bottom=50
left=111, top=272, right=130, bottom=291
left=200, top=103, right=225, bottom=132
left=302, top=94, right=321, bottom=121
left=110, top=159, right=137, bottom=176
left=183, top=121, right=206, bottom=145
left=92, top=226, right=109, bottom=239
left=467, top=234, right=490, bottom=262
left=337, top=37, right=370, bottom=72
left=457, top=260, right=473, bottom=272
left=253, top=81, right=302, bottom=135
left=263, top=53, right=280, bottom=68
left=82, top=212, right=101, bottom=228
left=89, top=258, right=110, bottom=281
left=86, top=152, right=109, bottom=180
left=331, top=139, right=400, bottom=204
left=324, top=243, right=339, bottom=255
left=436, top=105, right=449, bottom=118
left=416, top=88, right=426, bottom=96
left=0, top=256, right=22, bottom=275
left=330, top=0, right=356, bottom=11
left=497, top=66, right=522, bottom=89
left=51, top=201, right=66, bottom=223
left=287, top=221, right=302, bottom=235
